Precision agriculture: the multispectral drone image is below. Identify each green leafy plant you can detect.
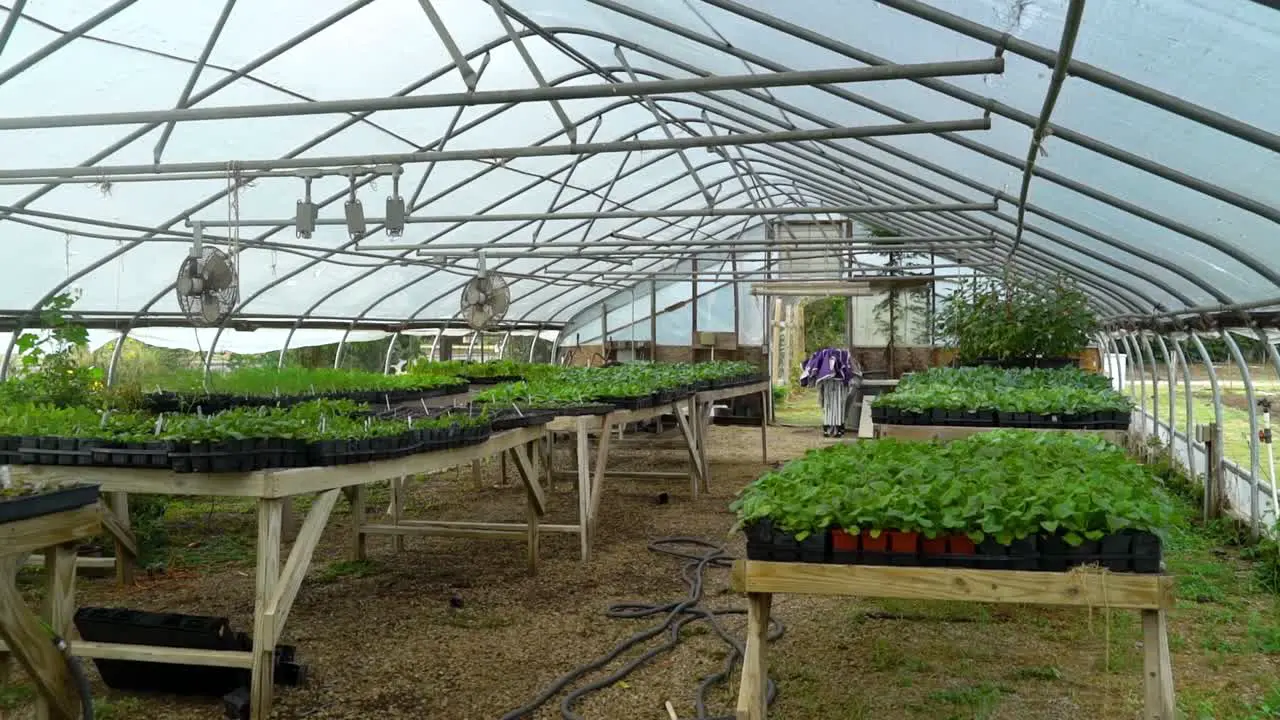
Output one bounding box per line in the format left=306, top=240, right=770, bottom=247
left=730, top=430, right=1174, bottom=545
left=935, top=274, right=1096, bottom=364
left=0, top=291, right=104, bottom=408
left=875, top=366, right=1131, bottom=415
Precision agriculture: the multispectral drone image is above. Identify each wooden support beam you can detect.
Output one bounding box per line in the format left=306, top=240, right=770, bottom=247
left=347, top=485, right=366, bottom=562
left=251, top=499, right=284, bottom=720
left=70, top=641, right=254, bottom=669
left=1142, top=609, right=1177, bottom=719
left=96, top=500, right=137, bottom=559
left=735, top=592, right=772, bottom=720
left=508, top=444, right=547, bottom=515
left=36, top=543, right=77, bottom=720
left=360, top=523, right=525, bottom=540
left=588, top=414, right=613, bottom=538
left=0, top=556, right=81, bottom=720
left=731, top=561, right=1174, bottom=610
left=0, top=506, right=101, bottom=559
left=390, top=477, right=405, bottom=553
left=672, top=401, right=705, bottom=494
left=24, top=554, right=116, bottom=576
left=576, top=418, right=591, bottom=561
left=525, top=442, right=541, bottom=575
left=263, top=489, right=340, bottom=646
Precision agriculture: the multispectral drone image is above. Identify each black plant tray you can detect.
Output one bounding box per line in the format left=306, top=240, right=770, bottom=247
left=593, top=395, right=651, bottom=411
left=142, top=383, right=471, bottom=414
left=464, top=374, right=523, bottom=386
left=17, top=436, right=106, bottom=466
left=0, top=483, right=101, bottom=524
left=546, top=403, right=618, bottom=417
left=170, top=438, right=311, bottom=474
left=488, top=410, right=555, bottom=432
left=91, top=441, right=178, bottom=469
left=0, top=435, right=20, bottom=465
left=743, top=525, right=1162, bottom=574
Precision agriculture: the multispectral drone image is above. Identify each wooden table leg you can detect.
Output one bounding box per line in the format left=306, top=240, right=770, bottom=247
left=525, top=441, right=541, bottom=575
left=34, top=544, right=77, bottom=720
left=736, top=592, right=772, bottom=720
left=390, top=476, right=406, bottom=554
left=472, top=459, right=483, bottom=489
left=587, top=415, right=612, bottom=544
left=576, top=419, right=591, bottom=562
left=760, top=390, right=769, bottom=465
left=699, top=401, right=714, bottom=493
left=1142, top=609, right=1176, bottom=719
left=347, top=485, right=366, bottom=562
left=251, top=499, right=284, bottom=720
left=105, top=491, right=133, bottom=585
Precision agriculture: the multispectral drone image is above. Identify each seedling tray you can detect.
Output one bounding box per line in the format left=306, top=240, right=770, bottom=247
left=593, top=395, right=651, bottom=411
left=745, top=526, right=1162, bottom=573
left=17, top=436, right=106, bottom=466
left=547, top=403, right=618, bottom=416
left=91, top=441, right=178, bottom=469
left=0, top=483, right=100, bottom=524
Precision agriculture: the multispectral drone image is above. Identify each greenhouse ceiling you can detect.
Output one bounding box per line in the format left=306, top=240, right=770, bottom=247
left=0, top=0, right=1278, bottom=351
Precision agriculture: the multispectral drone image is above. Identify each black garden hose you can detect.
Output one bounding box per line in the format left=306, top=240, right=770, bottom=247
left=499, top=538, right=783, bottom=720
left=50, top=632, right=94, bottom=720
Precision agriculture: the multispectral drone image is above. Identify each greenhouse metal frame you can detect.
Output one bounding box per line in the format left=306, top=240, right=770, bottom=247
left=1, top=0, right=1278, bottom=522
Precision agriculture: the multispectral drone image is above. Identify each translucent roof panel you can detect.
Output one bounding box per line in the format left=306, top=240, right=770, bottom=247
left=1, top=0, right=1277, bottom=355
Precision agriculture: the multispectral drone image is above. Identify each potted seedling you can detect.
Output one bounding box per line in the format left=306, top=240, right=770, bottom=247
left=0, top=479, right=101, bottom=525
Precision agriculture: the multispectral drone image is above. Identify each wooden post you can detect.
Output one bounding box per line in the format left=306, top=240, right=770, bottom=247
left=251, top=499, right=284, bottom=720
left=390, top=476, right=405, bottom=553
left=348, top=485, right=366, bottom=562
left=760, top=389, right=769, bottom=464
left=1142, top=609, right=1176, bottom=719
left=576, top=418, right=591, bottom=562
left=525, top=441, right=541, bottom=575
left=35, top=543, right=77, bottom=720
left=588, top=415, right=613, bottom=542
left=472, top=459, right=483, bottom=489
left=500, top=452, right=509, bottom=486
left=280, top=498, right=296, bottom=539
left=735, top=592, right=772, bottom=720
left=105, top=491, right=133, bottom=585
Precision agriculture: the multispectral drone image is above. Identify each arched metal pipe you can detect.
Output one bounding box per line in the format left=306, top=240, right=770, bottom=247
left=1171, top=337, right=1196, bottom=479
left=333, top=324, right=354, bottom=369
left=1154, top=335, right=1177, bottom=454
left=1139, top=334, right=1161, bottom=443
left=383, top=331, right=400, bottom=374
left=1189, top=332, right=1225, bottom=519
left=1221, top=329, right=1261, bottom=535
left=106, top=329, right=129, bottom=387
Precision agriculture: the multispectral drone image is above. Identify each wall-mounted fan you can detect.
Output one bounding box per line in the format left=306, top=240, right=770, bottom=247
left=175, top=231, right=238, bottom=326
left=460, top=255, right=510, bottom=330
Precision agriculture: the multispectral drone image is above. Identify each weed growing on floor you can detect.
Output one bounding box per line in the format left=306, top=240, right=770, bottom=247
left=315, top=559, right=380, bottom=583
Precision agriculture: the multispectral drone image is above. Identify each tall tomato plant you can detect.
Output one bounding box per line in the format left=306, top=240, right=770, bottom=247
left=935, top=274, right=1095, bottom=363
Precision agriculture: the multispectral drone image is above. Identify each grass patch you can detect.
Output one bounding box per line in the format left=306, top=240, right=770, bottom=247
left=94, top=695, right=148, bottom=720
left=1008, top=665, right=1061, bottom=681
left=166, top=531, right=255, bottom=568
left=925, top=682, right=1008, bottom=719
left=0, top=682, right=35, bottom=711
left=314, top=559, right=380, bottom=583
left=774, top=388, right=822, bottom=427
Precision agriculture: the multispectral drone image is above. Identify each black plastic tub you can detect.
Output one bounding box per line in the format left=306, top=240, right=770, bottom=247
left=544, top=403, right=617, bottom=417
left=0, top=483, right=101, bottom=524
left=0, top=435, right=21, bottom=464
left=18, top=436, right=101, bottom=466
left=743, top=520, right=828, bottom=563
left=593, top=395, right=648, bottom=411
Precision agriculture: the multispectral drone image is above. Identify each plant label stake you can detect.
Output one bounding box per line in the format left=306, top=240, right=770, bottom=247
left=99, top=410, right=112, bottom=428
left=154, top=413, right=165, bottom=436
left=385, top=394, right=391, bottom=412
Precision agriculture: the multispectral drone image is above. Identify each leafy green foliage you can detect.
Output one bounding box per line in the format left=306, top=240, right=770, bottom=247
left=875, top=366, right=1132, bottom=414
left=410, top=359, right=529, bottom=379
left=149, top=366, right=464, bottom=397
left=471, top=361, right=762, bottom=409
left=730, top=430, right=1175, bottom=544
left=0, top=291, right=104, bottom=408
left=935, top=274, right=1096, bottom=363
left=0, top=398, right=487, bottom=444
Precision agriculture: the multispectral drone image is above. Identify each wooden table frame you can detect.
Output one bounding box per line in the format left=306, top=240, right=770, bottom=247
left=0, top=505, right=102, bottom=720
left=876, top=423, right=1128, bottom=446
left=731, top=560, right=1176, bottom=720
left=543, top=382, right=772, bottom=561
left=8, top=425, right=549, bottom=720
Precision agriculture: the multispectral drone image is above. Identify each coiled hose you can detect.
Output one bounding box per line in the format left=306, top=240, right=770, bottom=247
left=499, top=538, right=783, bottom=720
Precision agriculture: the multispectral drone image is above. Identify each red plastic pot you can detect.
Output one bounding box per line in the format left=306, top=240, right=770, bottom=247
left=921, top=536, right=948, bottom=556
left=832, top=529, right=859, bottom=552
left=948, top=535, right=976, bottom=555
left=887, top=530, right=920, bottom=553
left=860, top=530, right=888, bottom=552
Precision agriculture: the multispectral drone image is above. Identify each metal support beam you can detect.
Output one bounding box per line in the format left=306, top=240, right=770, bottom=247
left=1172, top=338, right=1196, bottom=480
left=0, top=59, right=1003, bottom=131
left=153, top=0, right=237, bottom=163
left=872, top=0, right=1280, bottom=154
left=415, top=0, right=479, bottom=90
left=105, top=330, right=129, bottom=387
left=1008, top=0, right=1086, bottom=259
left=383, top=331, right=400, bottom=374
left=0, top=0, right=138, bottom=88
left=0, top=0, right=29, bottom=63
left=487, top=0, right=577, bottom=142
left=202, top=200, right=996, bottom=230
left=409, top=52, right=492, bottom=209
left=5, top=116, right=993, bottom=180
left=615, top=45, right=713, bottom=205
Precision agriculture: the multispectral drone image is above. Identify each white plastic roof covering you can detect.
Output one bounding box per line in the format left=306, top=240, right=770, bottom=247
left=0, top=0, right=1277, bottom=355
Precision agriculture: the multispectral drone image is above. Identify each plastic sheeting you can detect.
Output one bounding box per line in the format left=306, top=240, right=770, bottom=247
left=0, top=0, right=1277, bottom=352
